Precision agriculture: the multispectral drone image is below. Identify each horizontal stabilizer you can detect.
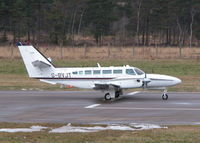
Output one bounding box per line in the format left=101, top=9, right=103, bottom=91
left=32, top=60, right=51, bottom=68
left=147, top=87, right=166, bottom=90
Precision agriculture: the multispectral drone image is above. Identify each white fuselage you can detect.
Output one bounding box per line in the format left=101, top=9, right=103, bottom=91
left=39, top=66, right=182, bottom=89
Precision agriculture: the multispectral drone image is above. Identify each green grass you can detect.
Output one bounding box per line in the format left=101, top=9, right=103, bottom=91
left=54, top=59, right=200, bottom=76
left=1, top=59, right=200, bottom=76
left=0, top=59, right=26, bottom=75
left=0, top=59, right=200, bottom=91
left=0, top=123, right=200, bottom=143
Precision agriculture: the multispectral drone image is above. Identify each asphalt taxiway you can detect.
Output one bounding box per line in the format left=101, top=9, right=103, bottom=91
left=0, top=91, right=200, bottom=125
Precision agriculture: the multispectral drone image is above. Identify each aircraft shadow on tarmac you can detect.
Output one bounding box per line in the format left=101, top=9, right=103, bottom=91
left=36, top=93, right=163, bottom=104
left=94, top=93, right=190, bottom=104
left=94, top=95, right=167, bottom=104
left=19, top=91, right=189, bottom=105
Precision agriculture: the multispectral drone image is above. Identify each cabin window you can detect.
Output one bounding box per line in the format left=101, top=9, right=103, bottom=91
left=134, top=68, right=144, bottom=75
left=102, top=70, right=112, bottom=74
left=113, top=69, right=122, bottom=74
left=72, top=71, right=78, bottom=75
left=79, top=71, right=83, bottom=75
left=93, top=70, right=101, bottom=74
left=126, top=69, right=136, bottom=75
left=85, top=70, right=92, bottom=75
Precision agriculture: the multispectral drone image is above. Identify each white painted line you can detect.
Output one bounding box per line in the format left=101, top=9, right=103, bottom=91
left=95, top=107, right=200, bottom=111
left=126, top=91, right=141, bottom=96
left=173, top=102, right=191, bottom=105
left=85, top=104, right=101, bottom=109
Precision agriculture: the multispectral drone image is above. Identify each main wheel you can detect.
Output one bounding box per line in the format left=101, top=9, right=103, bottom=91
left=115, top=91, right=120, bottom=98
left=105, top=93, right=111, bottom=100
left=162, top=93, right=168, bottom=100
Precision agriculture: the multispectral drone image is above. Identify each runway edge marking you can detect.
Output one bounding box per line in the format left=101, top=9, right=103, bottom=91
left=95, top=107, right=200, bottom=111
left=85, top=104, right=101, bottom=109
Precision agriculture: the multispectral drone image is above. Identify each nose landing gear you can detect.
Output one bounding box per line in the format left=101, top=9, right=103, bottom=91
left=162, top=90, right=168, bottom=100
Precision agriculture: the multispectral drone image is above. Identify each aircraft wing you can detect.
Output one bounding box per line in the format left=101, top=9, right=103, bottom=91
left=93, top=76, right=144, bottom=90
left=32, top=60, right=51, bottom=68
left=93, top=83, right=120, bottom=90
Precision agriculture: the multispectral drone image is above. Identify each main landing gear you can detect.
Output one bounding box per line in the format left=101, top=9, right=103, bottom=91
left=162, top=90, right=168, bottom=100
left=104, top=93, right=111, bottom=100
left=104, top=90, right=122, bottom=100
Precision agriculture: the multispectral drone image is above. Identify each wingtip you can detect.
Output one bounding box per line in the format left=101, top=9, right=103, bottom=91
left=17, top=41, right=31, bottom=46
left=17, top=42, right=22, bottom=46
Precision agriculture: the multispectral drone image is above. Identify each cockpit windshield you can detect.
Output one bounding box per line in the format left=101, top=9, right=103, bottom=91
left=134, top=68, right=144, bottom=75
left=126, top=69, right=136, bottom=75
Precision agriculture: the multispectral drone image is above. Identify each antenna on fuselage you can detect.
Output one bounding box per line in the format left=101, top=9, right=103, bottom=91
left=97, top=63, right=101, bottom=68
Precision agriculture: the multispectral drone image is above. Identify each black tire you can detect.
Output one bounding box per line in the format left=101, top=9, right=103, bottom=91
left=162, top=93, right=168, bottom=100
left=105, top=93, right=111, bottom=100
left=115, top=91, right=120, bottom=98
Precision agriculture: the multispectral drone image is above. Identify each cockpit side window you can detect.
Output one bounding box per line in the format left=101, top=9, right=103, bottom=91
left=134, top=68, right=144, bottom=75
left=126, top=69, right=136, bottom=75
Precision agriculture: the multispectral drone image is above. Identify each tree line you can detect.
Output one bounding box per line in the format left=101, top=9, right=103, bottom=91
left=0, top=0, right=200, bottom=47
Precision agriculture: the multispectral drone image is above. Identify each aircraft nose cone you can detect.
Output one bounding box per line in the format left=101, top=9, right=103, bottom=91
left=174, top=77, right=182, bottom=85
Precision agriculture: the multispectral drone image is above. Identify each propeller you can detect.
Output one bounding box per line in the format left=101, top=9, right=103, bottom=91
left=142, top=73, right=151, bottom=89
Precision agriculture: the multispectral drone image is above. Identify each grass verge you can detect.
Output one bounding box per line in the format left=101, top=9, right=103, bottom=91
left=0, top=59, right=200, bottom=91
left=0, top=122, right=200, bottom=143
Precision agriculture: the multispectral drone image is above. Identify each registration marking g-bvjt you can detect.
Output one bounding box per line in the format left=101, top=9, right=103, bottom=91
left=51, top=73, right=71, bottom=78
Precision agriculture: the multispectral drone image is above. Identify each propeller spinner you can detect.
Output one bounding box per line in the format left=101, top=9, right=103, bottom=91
left=142, top=73, right=151, bottom=89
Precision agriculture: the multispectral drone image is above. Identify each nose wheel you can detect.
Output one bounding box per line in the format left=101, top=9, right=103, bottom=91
left=162, top=90, right=168, bottom=100
left=162, top=93, right=168, bottom=100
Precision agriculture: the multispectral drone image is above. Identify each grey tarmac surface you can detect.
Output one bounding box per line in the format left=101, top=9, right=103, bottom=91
left=0, top=90, right=200, bottom=125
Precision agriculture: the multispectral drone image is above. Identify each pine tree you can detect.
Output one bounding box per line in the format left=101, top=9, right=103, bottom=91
left=84, top=0, right=116, bottom=44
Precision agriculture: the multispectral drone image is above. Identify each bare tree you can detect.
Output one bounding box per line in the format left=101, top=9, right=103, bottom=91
left=136, top=0, right=142, bottom=45
left=78, top=9, right=85, bottom=36
left=189, top=7, right=197, bottom=48
left=71, top=8, right=77, bottom=47
left=176, top=17, right=183, bottom=57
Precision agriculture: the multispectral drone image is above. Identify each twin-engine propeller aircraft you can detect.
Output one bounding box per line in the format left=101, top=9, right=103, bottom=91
left=18, top=42, right=182, bottom=100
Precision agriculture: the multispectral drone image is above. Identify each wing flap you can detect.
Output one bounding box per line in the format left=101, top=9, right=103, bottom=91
left=94, top=83, right=120, bottom=90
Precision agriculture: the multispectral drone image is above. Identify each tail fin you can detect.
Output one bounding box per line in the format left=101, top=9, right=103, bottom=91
left=18, top=44, right=55, bottom=78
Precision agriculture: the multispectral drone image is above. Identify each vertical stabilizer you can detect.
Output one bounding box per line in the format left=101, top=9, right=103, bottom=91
left=18, top=44, right=55, bottom=78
